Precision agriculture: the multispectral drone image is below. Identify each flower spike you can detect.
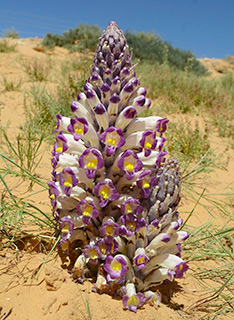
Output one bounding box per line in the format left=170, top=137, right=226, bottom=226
left=49, top=21, right=189, bottom=313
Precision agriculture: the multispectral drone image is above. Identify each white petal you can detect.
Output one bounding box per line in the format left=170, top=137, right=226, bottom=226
left=138, top=151, right=159, bottom=167
left=126, top=117, right=162, bottom=134
left=72, top=102, right=94, bottom=125
left=126, top=283, right=137, bottom=296
left=107, top=101, right=119, bottom=116
left=144, top=290, right=161, bottom=307
left=56, top=196, right=79, bottom=210
left=142, top=268, right=174, bottom=290
left=63, top=134, right=86, bottom=155
left=95, top=109, right=109, bottom=131
left=70, top=186, right=87, bottom=198
left=71, top=167, right=94, bottom=189
left=57, top=153, right=79, bottom=167
left=122, top=131, right=143, bottom=150
left=77, top=92, right=93, bottom=114
left=73, top=253, right=86, bottom=278
left=84, top=123, right=100, bottom=148
left=57, top=116, right=71, bottom=131
left=146, top=233, right=170, bottom=253
left=115, top=106, right=136, bottom=131
left=142, top=253, right=183, bottom=276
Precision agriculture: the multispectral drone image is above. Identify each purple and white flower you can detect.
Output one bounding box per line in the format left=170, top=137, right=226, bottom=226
left=117, top=150, right=143, bottom=180
left=78, top=148, right=104, bottom=179
left=67, top=116, right=88, bottom=141
left=104, top=255, right=128, bottom=282
left=58, top=216, right=74, bottom=253
left=100, top=127, right=125, bottom=155
left=122, top=283, right=146, bottom=312
left=82, top=241, right=101, bottom=265
left=133, top=248, right=150, bottom=270
left=120, top=197, right=143, bottom=216
left=59, top=167, right=78, bottom=196
left=99, top=218, right=120, bottom=239
left=94, top=179, right=120, bottom=207
left=76, top=198, right=100, bottom=225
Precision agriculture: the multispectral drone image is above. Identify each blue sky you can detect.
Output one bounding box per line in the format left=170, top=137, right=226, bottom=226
left=0, top=0, right=233, bottom=58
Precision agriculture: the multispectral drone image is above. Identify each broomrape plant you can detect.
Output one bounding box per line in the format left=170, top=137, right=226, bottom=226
left=49, top=21, right=189, bottom=312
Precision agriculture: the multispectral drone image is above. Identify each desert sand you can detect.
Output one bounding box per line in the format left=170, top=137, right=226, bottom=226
left=0, top=38, right=234, bottom=320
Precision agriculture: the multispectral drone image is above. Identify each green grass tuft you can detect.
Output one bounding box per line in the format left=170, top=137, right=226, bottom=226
left=1, top=126, right=45, bottom=174
left=18, top=57, right=53, bottom=82
left=0, top=39, right=16, bottom=53
left=1, top=76, right=22, bottom=91
left=182, top=220, right=234, bottom=318
left=166, top=119, right=211, bottom=161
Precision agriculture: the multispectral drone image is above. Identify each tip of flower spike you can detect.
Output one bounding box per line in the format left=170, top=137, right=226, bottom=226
left=99, top=21, right=127, bottom=56
left=102, top=21, right=123, bottom=41
left=106, top=21, right=120, bottom=30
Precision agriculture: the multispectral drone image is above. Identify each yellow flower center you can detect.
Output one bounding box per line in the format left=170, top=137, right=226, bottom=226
left=55, top=140, right=63, bottom=153
left=90, top=249, right=98, bottom=259
left=86, top=158, right=98, bottom=169
left=64, top=177, right=72, bottom=187
left=125, top=204, right=132, bottom=214
left=56, top=146, right=63, bottom=153
left=142, top=179, right=150, bottom=189
left=74, top=123, right=84, bottom=135
left=62, top=224, right=69, bottom=233
left=83, top=205, right=93, bottom=217
left=50, top=194, right=55, bottom=200
left=124, top=161, right=134, bottom=171
left=137, top=257, right=145, bottom=265
left=127, top=296, right=138, bottom=306
left=107, top=138, right=116, bottom=146
left=111, top=242, right=115, bottom=253
left=106, top=225, right=113, bottom=236
left=100, top=245, right=107, bottom=255
left=144, top=141, right=152, bottom=149
left=127, top=221, right=136, bottom=230
left=111, top=260, right=121, bottom=272
left=100, top=186, right=109, bottom=199
left=61, top=241, right=69, bottom=251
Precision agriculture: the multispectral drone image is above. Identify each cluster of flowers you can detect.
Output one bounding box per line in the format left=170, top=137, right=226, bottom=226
left=48, top=21, right=189, bottom=312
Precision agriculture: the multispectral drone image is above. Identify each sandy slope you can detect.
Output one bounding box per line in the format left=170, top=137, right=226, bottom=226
left=0, top=38, right=234, bottom=320
left=200, top=56, right=234, bottom=77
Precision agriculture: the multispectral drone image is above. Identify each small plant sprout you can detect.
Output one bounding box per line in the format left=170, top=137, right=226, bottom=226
left=49, top=22, right=189, bottom=312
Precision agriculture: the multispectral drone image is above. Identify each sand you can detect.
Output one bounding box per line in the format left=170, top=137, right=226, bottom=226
left=0, top=38, right=234, bottom=320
